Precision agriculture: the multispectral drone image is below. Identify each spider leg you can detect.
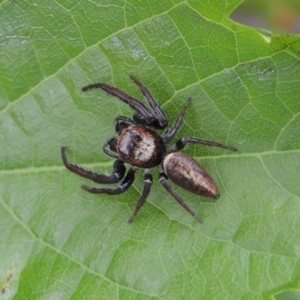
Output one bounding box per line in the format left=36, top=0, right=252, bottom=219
left=128, top=170, right=153, bottom=223
left=82, top=167, right=136, bottom=195
left=159, top=171, right=203, bottom=223
left=61, top=147, right=125, bottom=184
left=130, top=75, right=168, bottom=129
left=131, top=113, right=165, bottom=129
left=169, top=137, right=237, bottom=152
left=103, top=138, right=119, bottom=159
left=82, top=82, right=156, bottom=126
left=163, top=98, right=191, bottom=143
left=115, top=115, right=136, bottom=125
left=114, top=115, right=136, bottom=134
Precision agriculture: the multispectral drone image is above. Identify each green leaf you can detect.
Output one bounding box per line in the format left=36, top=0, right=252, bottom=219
left=1, top=1, right=300, bottom=299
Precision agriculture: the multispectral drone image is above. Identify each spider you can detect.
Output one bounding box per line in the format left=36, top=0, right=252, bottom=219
left=61, top=76, right=236, bottom=223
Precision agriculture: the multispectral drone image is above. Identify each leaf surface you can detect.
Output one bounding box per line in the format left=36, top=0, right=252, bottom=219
left=0, top=0, right=300, bottom=299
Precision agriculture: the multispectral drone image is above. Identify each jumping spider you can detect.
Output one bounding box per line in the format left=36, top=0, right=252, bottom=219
left=61, top=76, right=236, bottom=223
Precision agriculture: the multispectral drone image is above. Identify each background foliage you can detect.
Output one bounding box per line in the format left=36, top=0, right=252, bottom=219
left=0, top=0, right=300, bottom=299
left=233, top=0, right=300, bottom=33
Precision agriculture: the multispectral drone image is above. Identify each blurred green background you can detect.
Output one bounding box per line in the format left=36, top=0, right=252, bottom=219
left=232, top=0, right=300, bottom=33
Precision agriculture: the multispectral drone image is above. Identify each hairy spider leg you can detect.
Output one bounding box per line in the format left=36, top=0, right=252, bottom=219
left=103, top=138, right=119, bottom=159
left=82, top=82, right=157, bottom=126
left=115, top=115, right=136, bottom=125
left=82, top=167, right=136, bottom=195
left=130, top=75, right=168, bottom=129
left=163, top=97, right=192, bottom=143
left=159, top=172, right=203, bottom=223
left=128, top=170, right=153, bottom=223
left=169, top=137, right=237, bottom=153
left=61, top=147, right=126, bottom=184
left=114, top=116, right=136, bottom=134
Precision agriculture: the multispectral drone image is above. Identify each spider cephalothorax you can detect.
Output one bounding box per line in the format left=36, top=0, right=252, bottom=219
left=61, top=76, right=236, bottom=223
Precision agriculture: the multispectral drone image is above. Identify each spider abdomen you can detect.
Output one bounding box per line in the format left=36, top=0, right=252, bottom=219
left=163, top=152, right=220, bottom=199
left=117, top=125, right=166, bottom=168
